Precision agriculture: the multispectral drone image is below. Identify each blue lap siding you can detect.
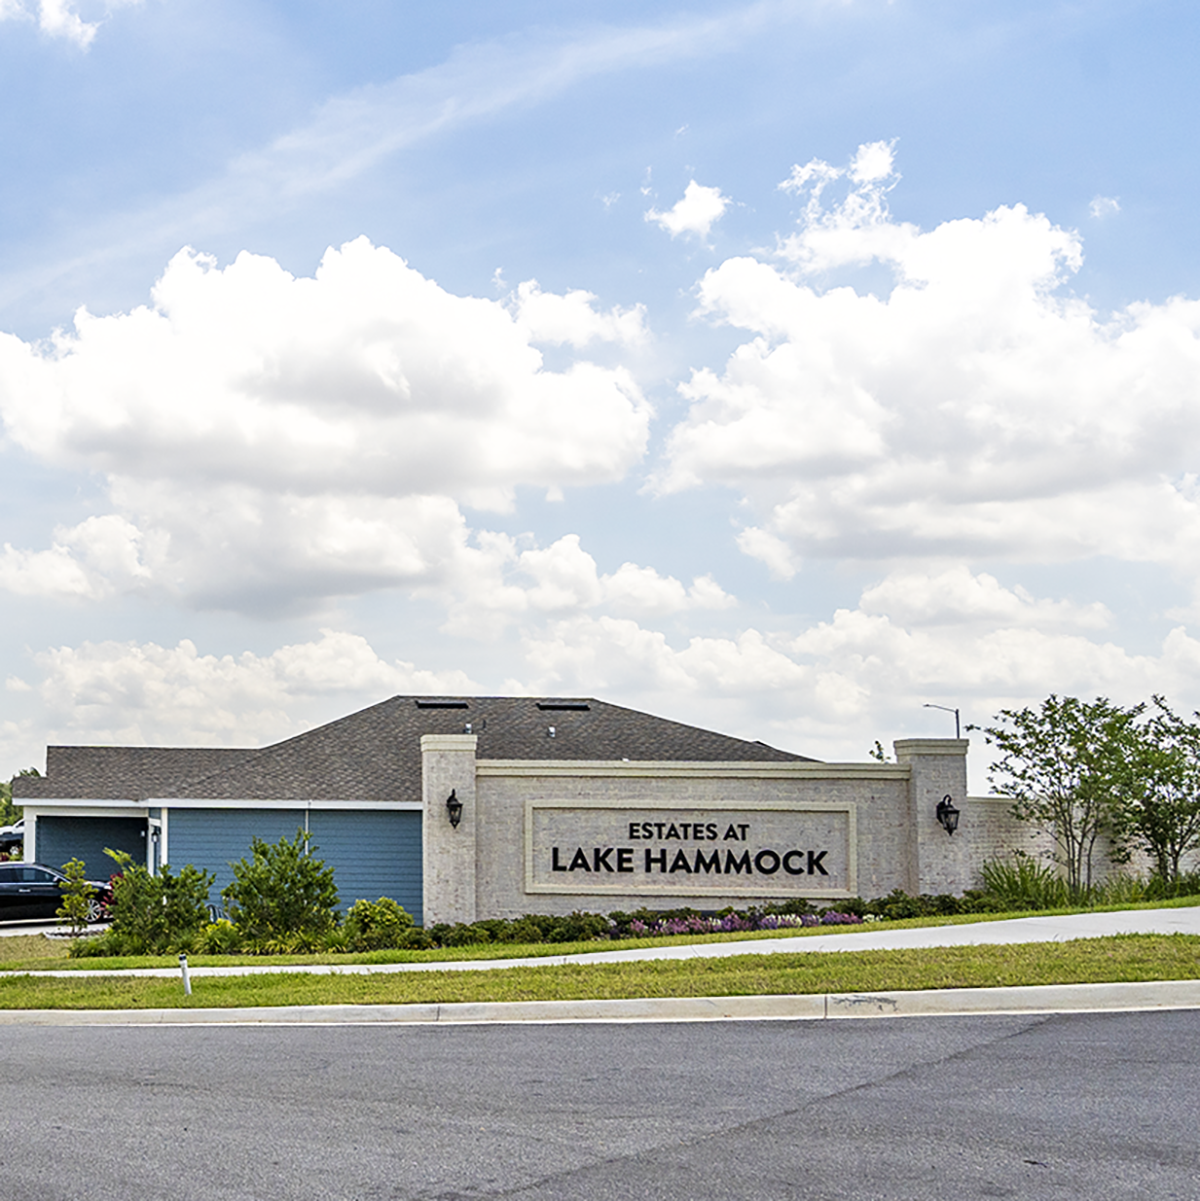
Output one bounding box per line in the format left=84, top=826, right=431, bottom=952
left=166, top=808, right=423, bottom=924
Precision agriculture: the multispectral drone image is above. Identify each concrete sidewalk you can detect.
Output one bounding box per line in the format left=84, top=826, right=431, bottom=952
left=8, top=904, right=1200, bottom=980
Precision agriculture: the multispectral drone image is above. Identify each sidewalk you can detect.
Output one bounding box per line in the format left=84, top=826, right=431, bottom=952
left=8, top=905, right=1200, bottom=980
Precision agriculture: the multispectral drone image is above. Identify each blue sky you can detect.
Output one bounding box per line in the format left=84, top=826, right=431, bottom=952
left=3, top=0, right=1200, bottom=787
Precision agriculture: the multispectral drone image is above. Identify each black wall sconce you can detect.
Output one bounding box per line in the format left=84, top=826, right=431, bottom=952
left=446, top=789, right=463, bottom=829
left=935, top=794, right=960, bottom=836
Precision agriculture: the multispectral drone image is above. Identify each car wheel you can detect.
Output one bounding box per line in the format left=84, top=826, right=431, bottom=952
left=86, top=897, right=104, bottom=923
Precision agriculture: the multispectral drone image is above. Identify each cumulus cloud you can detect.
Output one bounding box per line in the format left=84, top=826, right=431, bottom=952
left=646, top=180, right=731, bottom=239
left=0, top=0, right=143, bottom=47
left=440, top=532, right=736, bottom=636
left=655, top=143, right=1200, bottom=578
left=0, top=239, right=651, bottom=610
left=1090, top=195, right=1121, bottom=219
left=513, top=565, right=1200, bottom=770
left=29, top=629, right=481, bottom=748
left=511, top=280, right=647, bottom=347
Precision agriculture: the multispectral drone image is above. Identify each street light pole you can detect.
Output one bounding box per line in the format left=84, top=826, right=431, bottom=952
left=923, top=703, right=961, bottom=738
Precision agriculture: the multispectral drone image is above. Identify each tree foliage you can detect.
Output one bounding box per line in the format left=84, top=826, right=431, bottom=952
left=222, top=830, right=339, bottom=944
left=104, top=848, right=215, bottom=954
left=0, top=766, right=38, bottom=827
left=55, top=857, right=96, bottom=937
left=1111, top=696, right=1200, bottom=886
left=975, top=695, right=1142, bottom=894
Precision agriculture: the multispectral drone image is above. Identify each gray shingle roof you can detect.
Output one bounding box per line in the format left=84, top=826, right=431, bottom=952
left=13, top=747, right=255, bottom=801
left=15, top=696, right=815, bottom=803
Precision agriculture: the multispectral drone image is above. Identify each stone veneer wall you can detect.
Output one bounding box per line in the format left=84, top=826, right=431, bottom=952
left=963, top=796, right=1054, bottom=888
left=470, top=763, right=919, bottom=921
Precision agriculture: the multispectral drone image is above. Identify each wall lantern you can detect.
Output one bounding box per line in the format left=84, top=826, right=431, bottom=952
left=935, top=794, right=960, bottom=836
left=446, top=789, right=463, bottom=829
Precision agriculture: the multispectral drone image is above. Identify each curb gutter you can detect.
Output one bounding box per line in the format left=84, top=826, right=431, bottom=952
left=0, top=979, right=1198, bottom=1026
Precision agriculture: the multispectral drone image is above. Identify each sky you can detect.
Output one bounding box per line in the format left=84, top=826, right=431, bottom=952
left=3, top=0, right=1200, bottom=790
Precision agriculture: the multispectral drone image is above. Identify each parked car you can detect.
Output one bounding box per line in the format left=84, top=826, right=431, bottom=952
left=0, top=862, right=111, bottom=923
left=0, top=819, right=23, bottom=854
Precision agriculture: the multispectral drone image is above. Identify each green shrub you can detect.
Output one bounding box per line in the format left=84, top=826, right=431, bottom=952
left=101, top=849, right=214, bottom=955
left=545, top=911, right=609, bottom=942
left=343, top=897, right=415, bottom=951
left=1089, top=873, right=1148, bottom=906
left=222, top=830, right=338, bottom=943
left=981, top=854, right=1073, bottom=909
left=1145, top=870, right=1200, bottom=900
left=397, top=926, right=436, bottom=950
left=198, top=918, right=243, bottom=955
left=441, top=922, right=492, bottom=947
left=494, top=917, right=545, bottom=944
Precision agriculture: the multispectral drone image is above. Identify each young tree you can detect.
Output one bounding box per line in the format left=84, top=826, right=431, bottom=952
left=56, top=858, right=96, bottom=937
left=1112, top=696, right=1200, bottom=888
left=222, top=830, right=339, bottom=944
left=974, top=695, right=1142, bottom=895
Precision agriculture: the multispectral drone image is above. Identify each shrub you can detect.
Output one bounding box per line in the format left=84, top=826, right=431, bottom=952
left=543, top=911, right=610, bottom=942
left=222, top=830, right=338, bottom=943
left=198, top=918, right=243, bottom=955
left=99, top=849, right=214, bottom=955
left=398, top=926, right=436, bottom=950
left=980, top=854, right=1073, bottom=910
left=1145, top=870, right=1200, bottom=900
left=344, top=898, right=415, bottom=951
left=493, top=917, right=545, bottom=944
left=441, top=922, right=492, bottom=947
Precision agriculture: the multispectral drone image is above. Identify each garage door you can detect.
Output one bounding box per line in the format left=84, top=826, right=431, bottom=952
left=35, top=816, right=148, bottom=882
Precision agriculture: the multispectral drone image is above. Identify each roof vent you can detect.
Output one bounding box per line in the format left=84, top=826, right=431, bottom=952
left=415, top=700, right=469, bottom=709
left=536, top=701, right=590, bottom=711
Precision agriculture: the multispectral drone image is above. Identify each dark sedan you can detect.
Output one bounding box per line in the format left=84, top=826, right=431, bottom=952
left=0, top=863, right=111, bottom=923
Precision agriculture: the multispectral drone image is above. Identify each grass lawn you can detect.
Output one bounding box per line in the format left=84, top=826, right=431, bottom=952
left=0, top=933, right=1196, bottom=1010
left=3, top=893, right=1199, bottom=975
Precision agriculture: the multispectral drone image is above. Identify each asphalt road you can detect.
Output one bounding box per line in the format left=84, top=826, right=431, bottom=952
left=0, top=1011, right=1196, bottom=1200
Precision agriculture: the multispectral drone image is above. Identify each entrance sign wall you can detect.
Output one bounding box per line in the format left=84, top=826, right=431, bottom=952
left=423, top=735, right=974, bottom=925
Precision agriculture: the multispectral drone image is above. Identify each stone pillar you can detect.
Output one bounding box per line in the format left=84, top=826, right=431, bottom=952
left=894, top=738, right=971, bottom=896
left=421, top=734, right=478, bottom=926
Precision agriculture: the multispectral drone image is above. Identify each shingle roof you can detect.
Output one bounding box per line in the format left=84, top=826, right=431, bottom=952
left=13, top=747, right=255, bottom=801
left=15, top=696, right=815, bottom=803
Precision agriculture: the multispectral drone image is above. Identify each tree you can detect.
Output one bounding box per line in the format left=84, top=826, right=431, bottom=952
left=1111, top=696, right=1200, bottom=887
left=974, top=695, right=1142, bottom=895
left=222, top=830, right=339, bottom=944
left=0, top=766, right=39, bottom=827
left=56, top=858, right=96, bottom=937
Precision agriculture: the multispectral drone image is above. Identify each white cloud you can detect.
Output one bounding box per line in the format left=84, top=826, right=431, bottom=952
left=0, top=0, right=144, bottom=48
left=511, top=280, right=647, bottom=347
left=654, top=144, right=1200, bottom=576
left=30, top=630, right=481, bottom=747
left=512, top=565, right=1200, bottom=773
left=440, top=533, right=737, bottom=637
left=858, top=565, right=1112, bottom=629
left=0, top=239, right=651, bottom=611
left=646, top=180, right=731, bottom=239
left=1090, top=195, right=1121, bottom=219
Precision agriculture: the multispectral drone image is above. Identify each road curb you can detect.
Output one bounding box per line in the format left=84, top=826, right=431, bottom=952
left=1, top=979, right=1198, bottom=1025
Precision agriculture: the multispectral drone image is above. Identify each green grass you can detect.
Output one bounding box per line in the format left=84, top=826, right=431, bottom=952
left=0, top=934, right=1195, bottom=1010
left=1, top=893, right=1198, bottom=975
